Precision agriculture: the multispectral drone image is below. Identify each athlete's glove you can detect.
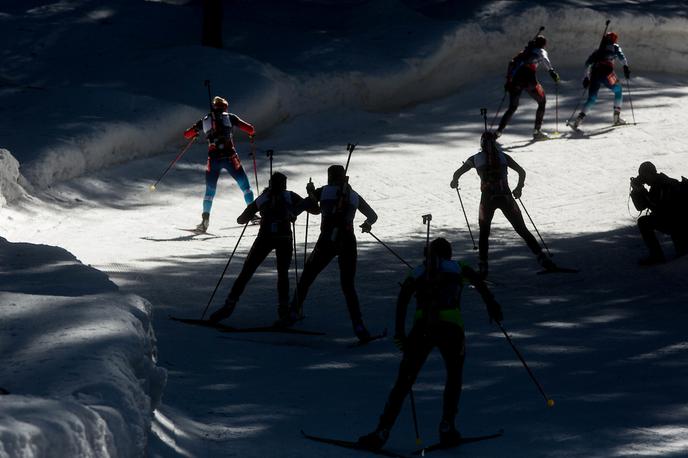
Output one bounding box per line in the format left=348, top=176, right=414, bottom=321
left=623, top=65, right=631, bottom=79
left=512, top=185, right=523, bottom=199
left=450, top=178, right=459, bottom=189
left=183, top=127, right=198, bottom=140
left=306, top=181, right=316, bottom=195
left=359, top=221, right=372, bottom=233
left=582, top=77, right=590, bottom=89
left=549, top=69, right=560, bottom=83
left=393, top=334, right=406, bottom=352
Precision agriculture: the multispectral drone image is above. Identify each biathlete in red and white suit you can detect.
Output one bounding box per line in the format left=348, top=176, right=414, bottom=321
left=496, top=35, right=560, bottom=140
left=183, top=96, right=256, bottom=232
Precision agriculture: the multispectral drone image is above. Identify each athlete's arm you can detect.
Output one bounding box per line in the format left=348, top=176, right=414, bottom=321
left=537, top=48, right=554, bottom=71
left=237, top=202, right=258, bottom=224
left=229, top=114, right=256, bottom=136
left=461, top=264, right=503, bottom=323
left=505, top=153, right=526, bottom=189
left=450, top=157, right=475, bottom=188
left=357, top=195, right=378, bottom=227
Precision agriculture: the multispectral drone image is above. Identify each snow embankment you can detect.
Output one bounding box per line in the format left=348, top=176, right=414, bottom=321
left=0, top=149, right=26, bottom=206
left=0, top=238, right=167, bottom=458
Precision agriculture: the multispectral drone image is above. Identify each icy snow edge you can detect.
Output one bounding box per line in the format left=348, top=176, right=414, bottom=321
left=0, top=242, right=168, bottom=458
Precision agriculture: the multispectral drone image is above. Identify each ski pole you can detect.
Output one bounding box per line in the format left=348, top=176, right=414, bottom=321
left=625, top=78, right=637, bottom=125
left=517, top=198, right=551, bottom=257
left=304, top=178, right=312, bottom=262
left=456, top=188, right=478, bottom=250
left=480, top=108, right=488, bottom=132
left=554, top=81, right=560, bottom=135
left=200, top=221, right=250, bottom=320
left=204, top=79, right=213, bottom=109
left=292, top=221, right=300, bottom=308
left=266, top=149, right=274, bottom=179
left=409, top=388, right=422, bottom=445
left=489, top=92, right=507, bottom=131
left=150, top=137, right=196, bottom=191
left=496, top=321, right=554, bottom=408
left=367, top=231, right=413, bottom=268
left=566, top=88, right=587, bottom=127
left=250, top=137, right=260, bottom=192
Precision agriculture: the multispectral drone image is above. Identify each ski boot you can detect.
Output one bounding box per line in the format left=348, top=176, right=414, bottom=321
left=353, top=322, right=372, bottom=342
left=613, top=109, right=627, bottom=126
left=273, top=307, right=300, bottom=328
left=196, top=212, right=210, bottom=233
left=208, top=298, right=237, bottom=323
left=537, top=252, right=557, bottom=271
left=532, top=128, right=550, bottom=140
left=357, top=428, right=389, bottom=451
left=439, top=420, right=462, bottom=446
left=568, top=113, right=585, bottom=131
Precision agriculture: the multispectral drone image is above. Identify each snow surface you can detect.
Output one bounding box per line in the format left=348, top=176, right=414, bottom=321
left=2, top=0, right=688, bottom=457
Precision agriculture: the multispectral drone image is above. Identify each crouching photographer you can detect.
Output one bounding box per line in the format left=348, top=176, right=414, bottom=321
left=630, top=161, right=688, bottom=265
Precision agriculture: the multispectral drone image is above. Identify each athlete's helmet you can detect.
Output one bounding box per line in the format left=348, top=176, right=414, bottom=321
left=327, top=164, right=346, bottom=185
left=533, top=35, right=547, bottom=48
left=270, top=172, right=287, bottom=191
left=480, top=131, right=498, bottom=151
left=604, top=32, right=618, bottom=45
left=429, top=237, right=452, bottom=261
left=212, top=96, right=228, bottom=110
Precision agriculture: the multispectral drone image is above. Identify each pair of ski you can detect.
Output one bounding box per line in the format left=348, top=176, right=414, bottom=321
left=301, top=429, right=503, bottom=457
left=169, top=316, right=388, bottom=347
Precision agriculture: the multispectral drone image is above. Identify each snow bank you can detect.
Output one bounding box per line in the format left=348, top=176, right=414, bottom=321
left=0, top=149, right=25, bottom=206
left=0, top=239, right=167, bottom=458
left=264, top=6, right=688, bottom=114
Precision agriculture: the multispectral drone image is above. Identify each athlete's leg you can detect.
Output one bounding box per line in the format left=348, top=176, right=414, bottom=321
left=497, top=87, right=522, bottom=133
left=581, top=79, right=602, bottom=115
left=203, top=158, right=221, bottom=214
left=376, top=325, right=435, bottom=431
left=226, top=235, right=274, bottom=301
left=291, top=236, right=336, bottom=313
left=500, top=195, right=542, bottom=255
left=526, top=83, right=546, bottom=130
left=228, top=154, right=255, bottom=204
left=436, top=324, right=466, bottom=425
left=274, top=236, right=293, bottom=309
left=337, top=232, right=362, bottom=325
left=478, top=193, right=498, bottom=264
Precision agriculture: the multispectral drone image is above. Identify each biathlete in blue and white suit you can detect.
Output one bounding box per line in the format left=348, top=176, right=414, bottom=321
left=496, top=35, right=560, bottom=140
left=283, top=165, right=378, bottom=342
left=183, top=96, right=256, bottom=233
left=570, top=32, right=631, bottom=130
left=450, top=132, right=556, bottom=278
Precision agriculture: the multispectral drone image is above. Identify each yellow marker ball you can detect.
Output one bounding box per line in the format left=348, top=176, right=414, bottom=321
left=149, top=184, right=156, bottom=192
left=547, top=399, right=555, bottom=408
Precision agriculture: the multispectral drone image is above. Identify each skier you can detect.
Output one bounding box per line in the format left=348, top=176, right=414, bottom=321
left=630, top=161, right=688, bottom=265
left=208, top=172, right=317, bottom=323
left=496, top=34, right=560, bottom=140
left=183, top=96, right=256, bottom=233
left=569, top=32, right=631, bottom=130
left=450, top=131, right=556, bottom=278
left=357, top=237, right=503, bottom=450
left=280, top=164, right=378, bottom=341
